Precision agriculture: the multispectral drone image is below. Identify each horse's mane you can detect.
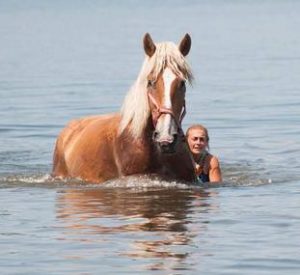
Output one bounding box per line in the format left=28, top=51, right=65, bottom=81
left=119, top=42, right=193, bottom=139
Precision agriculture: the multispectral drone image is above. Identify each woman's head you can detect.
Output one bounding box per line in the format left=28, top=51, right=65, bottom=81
left=186, top=124, right=209, bottom=156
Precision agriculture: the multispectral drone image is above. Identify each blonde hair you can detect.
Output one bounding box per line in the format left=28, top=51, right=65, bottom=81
left=119, top=42, right=193, bottom=139
left=186, top=124, right=210, bottom=143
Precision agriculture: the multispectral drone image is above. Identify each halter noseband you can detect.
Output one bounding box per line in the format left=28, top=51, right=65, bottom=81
left=147, top=91, right=186, bottom=129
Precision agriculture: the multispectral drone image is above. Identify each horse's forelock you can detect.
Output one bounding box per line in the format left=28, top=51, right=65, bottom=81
left=151, top=42, right=193, bottom=84
left=119, top=42, right=193, bottom=139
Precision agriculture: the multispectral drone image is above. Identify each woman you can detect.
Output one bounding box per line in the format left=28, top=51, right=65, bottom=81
left=186, top=124, right=222, bottom=183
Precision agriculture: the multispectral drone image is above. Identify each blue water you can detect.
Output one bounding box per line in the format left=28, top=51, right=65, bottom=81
left=1, top=1, right=300, bottom=274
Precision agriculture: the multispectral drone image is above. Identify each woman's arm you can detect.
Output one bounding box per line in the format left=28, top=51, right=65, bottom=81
left=209, top=156, right=222, bottom=182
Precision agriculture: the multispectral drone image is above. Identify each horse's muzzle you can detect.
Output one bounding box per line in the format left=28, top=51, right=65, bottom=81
left=154, top=133, right=178, bottom=154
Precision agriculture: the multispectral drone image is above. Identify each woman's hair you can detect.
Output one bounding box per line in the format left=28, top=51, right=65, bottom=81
left=186, top=124, right=210, bottom=144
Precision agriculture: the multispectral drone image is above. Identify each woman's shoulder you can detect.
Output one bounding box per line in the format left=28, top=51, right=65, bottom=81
left=207, top=154, right=222, bottom=183
left=207, top=154, right=220, bottom=168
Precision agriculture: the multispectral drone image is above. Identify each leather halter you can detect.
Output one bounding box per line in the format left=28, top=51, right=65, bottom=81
left=147, top=91, right=186, bottom=129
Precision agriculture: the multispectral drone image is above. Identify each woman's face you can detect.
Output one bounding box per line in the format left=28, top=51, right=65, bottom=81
left=187, top=128, right=208, bottom=156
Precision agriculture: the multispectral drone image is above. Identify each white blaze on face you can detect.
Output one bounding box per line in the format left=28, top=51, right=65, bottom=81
left=155, top=67, right=178, bottom=142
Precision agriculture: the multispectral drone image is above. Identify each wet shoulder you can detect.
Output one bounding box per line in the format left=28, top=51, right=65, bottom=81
left=209, top=155, right=220, bottom=169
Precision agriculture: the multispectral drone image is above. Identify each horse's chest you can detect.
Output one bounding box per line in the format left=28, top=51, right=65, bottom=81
left=116, top=138, right=153, bottom=175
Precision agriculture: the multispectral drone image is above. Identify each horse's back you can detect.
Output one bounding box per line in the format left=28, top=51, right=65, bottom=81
left=52, top=113, right=121, bottom=182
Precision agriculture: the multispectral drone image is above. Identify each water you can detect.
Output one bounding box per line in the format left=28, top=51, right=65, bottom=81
left=1, top=1, right=300, bottom=274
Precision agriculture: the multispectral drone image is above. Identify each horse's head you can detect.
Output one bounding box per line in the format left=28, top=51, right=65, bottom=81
left=143, top=33, right=192, bottom=154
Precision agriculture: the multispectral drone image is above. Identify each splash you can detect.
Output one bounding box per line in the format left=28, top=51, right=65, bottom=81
left=0, top=173, right=193, bottom=189
left=0, top=161, right=276, bottom=189
left=102, top=174, right=192, bottom=190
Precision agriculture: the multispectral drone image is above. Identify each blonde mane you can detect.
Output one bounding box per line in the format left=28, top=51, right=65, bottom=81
left=119, top=42, right=193, bottom=139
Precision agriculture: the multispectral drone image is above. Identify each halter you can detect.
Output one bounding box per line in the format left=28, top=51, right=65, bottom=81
left=147, top=91, right=186, bottom=130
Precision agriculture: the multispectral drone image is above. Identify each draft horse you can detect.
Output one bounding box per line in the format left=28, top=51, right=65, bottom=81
left=52, top=33, right=197, bottom=183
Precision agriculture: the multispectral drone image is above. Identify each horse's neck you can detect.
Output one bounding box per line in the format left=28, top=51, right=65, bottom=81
left=115, top=120, right=157, bottom=175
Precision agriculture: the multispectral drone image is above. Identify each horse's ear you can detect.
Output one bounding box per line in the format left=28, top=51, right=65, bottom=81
left=179, top=33, right=191, bottom=56
left=143, top=33, right=156, bottom=57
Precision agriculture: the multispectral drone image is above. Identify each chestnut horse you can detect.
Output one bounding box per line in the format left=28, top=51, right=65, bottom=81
left=52, top=33, right=197, bottom=183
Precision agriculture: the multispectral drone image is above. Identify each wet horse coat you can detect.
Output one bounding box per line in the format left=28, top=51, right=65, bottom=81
left=52, top=33, right=197, bottom=183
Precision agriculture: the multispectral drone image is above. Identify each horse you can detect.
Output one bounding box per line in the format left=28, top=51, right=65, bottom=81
left=52, top=33, right=197, bottom=184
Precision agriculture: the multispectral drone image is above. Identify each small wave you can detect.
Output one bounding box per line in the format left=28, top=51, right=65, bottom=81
left=221, top=161, right=273, bottom=187
left=214, top=178, right=272, bottom=188
left=3, top=174, right=52, bottom=184
left=0, top=173, right=54, bottom=188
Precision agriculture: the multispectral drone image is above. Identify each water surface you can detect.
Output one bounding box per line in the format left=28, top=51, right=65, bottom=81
left=1, top=1, right=300, bottom=274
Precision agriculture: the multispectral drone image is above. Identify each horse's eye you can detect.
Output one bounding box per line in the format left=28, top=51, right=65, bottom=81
left=147, top=80, right=156, bottom=88
left=179, top=80, right=186, bottom=89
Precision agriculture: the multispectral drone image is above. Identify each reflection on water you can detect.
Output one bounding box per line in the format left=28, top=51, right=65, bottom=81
left=1, top=178, right=299, bottom=274
left=56, top=185, right=219, bottom=271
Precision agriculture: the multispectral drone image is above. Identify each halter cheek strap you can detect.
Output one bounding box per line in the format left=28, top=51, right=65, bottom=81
left=148, top=92, right=186, bottom=129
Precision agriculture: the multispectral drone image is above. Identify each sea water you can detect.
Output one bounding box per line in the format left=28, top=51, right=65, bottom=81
left=1, top=1, right=300, bottom=274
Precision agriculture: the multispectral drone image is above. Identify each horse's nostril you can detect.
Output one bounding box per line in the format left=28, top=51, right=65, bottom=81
left=152, top=131, right=159, bottom=140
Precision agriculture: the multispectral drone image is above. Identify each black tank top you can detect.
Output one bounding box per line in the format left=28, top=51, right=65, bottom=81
left=198, top=172, right=209, bottom=183
left=197, top=151, right=209, bottom=183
